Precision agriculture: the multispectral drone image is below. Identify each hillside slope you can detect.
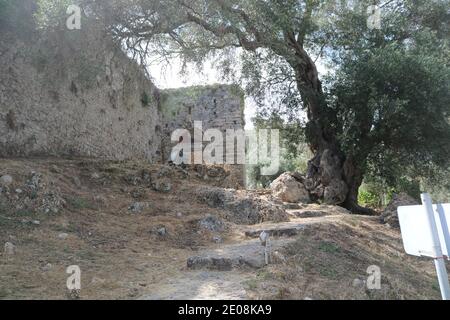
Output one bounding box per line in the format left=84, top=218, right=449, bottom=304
left=0, top=158, right=443, bottom=300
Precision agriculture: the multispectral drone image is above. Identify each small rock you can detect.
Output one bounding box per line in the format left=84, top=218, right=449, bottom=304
left=72, top=176, right=82, bottom=188
left=67, top=289, right=81, bottom=300
left=128, top=288, right=139, bottom=297
left=58, top=233, right=69, bottom=240
left=42, top=263, right=52, bottom=271
left=4, top=242, right=15, bottom=255
left=212, top=235, right=222, bottom=244
left=93, top=195, right=107, bottom=206
left=152, top=180, right=172, bottom=193
left=49, top=165, right=61, bottom=174
left=157, top=227, right=167, bottom=236
left=27, top=172, right=42, bottom=190
left=352, top=278, right=365, bottom=288
left=91, top=172, right=101, bottom=180
left=131, top=188, right=146, bottom=199
left=32, top=220, right=41, bottom=225
left=176, top=212, right=183, bottom=218
left=0, top=175, right=13, bottom=187
left=198, top=215, right=225, bottom=232
left=15, top=189, right=23, bottom=194
left=128, top=202, right=145, bottom=213
left=90, top=277, right=106, bottom=285
left=304, top=297, right=313, bottom=300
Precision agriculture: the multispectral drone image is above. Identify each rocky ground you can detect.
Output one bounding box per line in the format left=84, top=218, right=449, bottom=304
left=0, top=158, right=444, bottom=300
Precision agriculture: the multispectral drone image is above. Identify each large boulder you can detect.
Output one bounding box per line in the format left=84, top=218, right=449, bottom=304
left=270, top=173, right=310, bottom=203
left=197, top=187, right=288, bottom=225
left=380, top=193, right=419, bottom=228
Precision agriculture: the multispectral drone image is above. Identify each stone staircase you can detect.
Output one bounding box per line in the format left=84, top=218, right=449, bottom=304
left=185, top=203, right=349, bottom=271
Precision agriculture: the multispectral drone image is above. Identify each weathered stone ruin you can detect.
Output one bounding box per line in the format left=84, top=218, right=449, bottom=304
left=0, top=16, right=246, bottom=186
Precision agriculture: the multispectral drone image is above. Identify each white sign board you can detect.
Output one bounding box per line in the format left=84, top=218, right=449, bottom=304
left=398, top=203, right=450, bottom=258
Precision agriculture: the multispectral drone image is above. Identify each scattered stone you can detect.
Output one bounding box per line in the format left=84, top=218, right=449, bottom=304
left=72, top=176, right=82, bottom=188
left=58, top=233, right=69, bottom=240
left=128, top=288, right=140, bottom=298
left=124, top=174, right=141, bottom=186
left=212, top=235, right=223, bottom=244
left=380, top=193, right=419, bottom=228
left=140, top=169, right=152, bottom=185
left=131, top=188, right=146, bottom=199
left=283, top=202, right=302, bottom=210
left=42, top=263, right=53, bottom=271
left=32, top=220, right=41, bottom=225
left=0, top=175, right=13, bottom=187
left=176, top=212, right=183, bottom=218
left=152, top=179, right=172, bottom=193
left=157, top=227, right=167, bottom=236
left=93, top=195, right=107, bottom=206
left=270, top=173, right=310, bottom=203
left=4, top=242, right=15, bottom=255
left=66, top=289, right=81, bottom=300
left=27, top=171, right=42, bottom=191
left=91, top=172, right=101, bottom=180
left=49, top=165, right=61, bottom=174
left=128, top=202, right=146, bottom=213
left=198, top=215, right=225, bottom=232
left=352, top=278, right=366, bottom=288
left=90, top=277, right=106, bottom=285
left=15, top=189, right=23, bottom=194
left=41, top=191, right=66, bottom=214
left=206, top=166, right=228, bottom=178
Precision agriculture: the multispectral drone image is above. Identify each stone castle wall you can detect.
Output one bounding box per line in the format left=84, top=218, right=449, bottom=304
left=0, top=24, right=162, bottom=162
left=160, top=86, right=246, bottom=187
left=0, top=16, right=247, bottom=186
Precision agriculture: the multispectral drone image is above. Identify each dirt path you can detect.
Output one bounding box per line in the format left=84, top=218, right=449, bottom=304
left=140, top=210, right=346, bottom=300
left=140, top=270, right=253, bottom=300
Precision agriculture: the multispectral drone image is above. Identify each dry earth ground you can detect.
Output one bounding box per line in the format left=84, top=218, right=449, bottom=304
left=0, top=158, right=444, bottom=300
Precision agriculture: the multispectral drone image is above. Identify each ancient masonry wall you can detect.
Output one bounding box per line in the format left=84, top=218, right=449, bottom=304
left=0, top=23, right=247, bottom=186
left=0, top=24, right=162, bottom=162
left=160, top=85, right=246, bottom=187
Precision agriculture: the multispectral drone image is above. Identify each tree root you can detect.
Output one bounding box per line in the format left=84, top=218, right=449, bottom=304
left=343, top=201, right=378, bottom=216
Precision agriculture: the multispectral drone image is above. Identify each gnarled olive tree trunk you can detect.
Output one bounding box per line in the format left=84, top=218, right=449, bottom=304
left=291, top=52, right=375, bottom=215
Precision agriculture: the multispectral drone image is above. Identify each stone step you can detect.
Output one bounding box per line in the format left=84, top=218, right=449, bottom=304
left=282, top=202, right=302, bottom=210
left=287, top=209, right=330, bottom=218
left=244, top=222, right=305, bottom=238
left=187, top=239, right=291, bottom=271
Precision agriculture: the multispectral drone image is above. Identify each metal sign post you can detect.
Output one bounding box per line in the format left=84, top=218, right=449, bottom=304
left=421, top=193, right=450, bottom=300
left=398, top=194, right=450, bottom=300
